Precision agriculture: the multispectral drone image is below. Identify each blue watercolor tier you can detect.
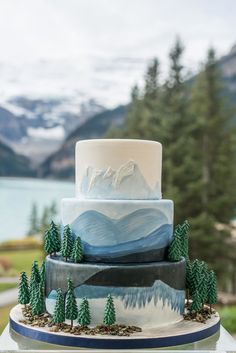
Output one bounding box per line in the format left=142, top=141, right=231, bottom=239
left=61, top=198, right=174, bottom=263
left=45, top=257, right=186, bottom=328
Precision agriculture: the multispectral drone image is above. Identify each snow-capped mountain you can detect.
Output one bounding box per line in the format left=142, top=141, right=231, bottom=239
left=0, top=95, right=104, bottom=164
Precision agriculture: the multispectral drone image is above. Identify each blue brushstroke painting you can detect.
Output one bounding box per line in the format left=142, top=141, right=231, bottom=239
left=70, top=208, right=173, bottom=258
left=74, top=280, right=185, bottom=314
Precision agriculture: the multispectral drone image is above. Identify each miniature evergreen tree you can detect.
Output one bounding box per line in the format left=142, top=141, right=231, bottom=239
left=44, top=221, right=61, bottom=257
left=185, top=259, right=192, bottom=305
left=180, top=220, right=190, bottom=259
left=18, top=272, right=30, bottom=309
left=29, top=261, right=41, bottom=305
left=31, top=282, right=45, bottom=316
left=190, top=259, right=202, bottom=293
left=207, top=270, right=217, bottom=312
left=103, top=294, right=116, bottom=326
left=168, top=224, right=182, bottom=261
left=198, top=261, right=209, bottom=306
left=65, top=278, right=78, bottom=328
left=71, top=236, right=83, bottom=263
left=40, top=261, right=46, bottom=290
left=53, top=288, right=65, bottom=324
left=190, top=290, right=202, bottom=312
left=78, top=297, right=91, bottom=327
left=61, top=225, right=73, bottom=261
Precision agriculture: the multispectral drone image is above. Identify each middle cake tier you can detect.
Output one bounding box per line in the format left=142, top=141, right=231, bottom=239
left=61, top=198, right=173, bottom=263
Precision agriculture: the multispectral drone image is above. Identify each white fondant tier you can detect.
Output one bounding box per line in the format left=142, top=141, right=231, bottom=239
left=76, top=139, right=162, bottom=200
left=61, top=198, right=173, bottom=263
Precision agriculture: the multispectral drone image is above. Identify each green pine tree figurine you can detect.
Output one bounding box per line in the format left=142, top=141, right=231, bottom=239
left=168, top=224, right=182, bottom=261
left=71, top=236, right=83, bottom=263
left=29, top=261, right=41, bottom=306
left=78, top=297, right=91, bottom=327
left=62, top=225, right=73, bottom=261
left=190, top=259, right=202, bottom=293
left=40, top=261, right=46, bottom=289
left=103, top=294, right=116, bottom=326
left=180, top=220, right=190, bottom=259
left=207, top=270, right=217, bottom=312
left=18, top=272, right=30, bottom=309
left=31, top=282, right=45, bottom=316
left=65, top=278, right=78, bottom=328
left=44, top=221, right=61, bottom=257
left=185, top=259, right=192, bottom=305
left=53, top=288, right=65, bottom=324
left=190, top=290, right=202, bottom=312
left=198, top=261, right=209, bottom=307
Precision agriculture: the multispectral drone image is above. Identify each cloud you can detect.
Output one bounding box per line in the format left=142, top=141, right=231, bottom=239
left=0, top=0, right=235, bottom=106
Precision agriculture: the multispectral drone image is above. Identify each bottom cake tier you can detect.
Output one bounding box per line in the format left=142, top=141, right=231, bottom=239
left=45, top=257, right=186, bottom=328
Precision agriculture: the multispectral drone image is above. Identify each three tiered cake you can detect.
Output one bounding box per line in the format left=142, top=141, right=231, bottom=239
left=45, top=139, right=186, bottom=328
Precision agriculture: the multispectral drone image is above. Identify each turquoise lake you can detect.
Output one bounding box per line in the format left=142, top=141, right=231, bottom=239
left=0, top=178, right=74, bottom=241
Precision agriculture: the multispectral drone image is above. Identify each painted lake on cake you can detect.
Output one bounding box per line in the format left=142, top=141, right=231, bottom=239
left=0, top=178, right=74, bottom=241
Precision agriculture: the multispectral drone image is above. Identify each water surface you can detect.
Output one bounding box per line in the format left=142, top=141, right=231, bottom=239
left=0, top=178, right=74, bottom=241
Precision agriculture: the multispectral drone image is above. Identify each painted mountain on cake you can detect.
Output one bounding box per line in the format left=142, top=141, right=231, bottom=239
left=70, top=208, right=173, bottom=261
left=74, top=280, right=185, bottom=314
left=80, top=160, right=161, bottom=199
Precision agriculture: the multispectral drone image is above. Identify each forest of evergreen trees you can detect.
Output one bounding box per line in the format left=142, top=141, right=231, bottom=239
left=108, top=38, right=236, bottom=292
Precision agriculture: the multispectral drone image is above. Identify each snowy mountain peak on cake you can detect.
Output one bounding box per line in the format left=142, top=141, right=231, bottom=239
left=112, top=160, right=135, bottom=188
left=81, top=160, right=161, bottom=199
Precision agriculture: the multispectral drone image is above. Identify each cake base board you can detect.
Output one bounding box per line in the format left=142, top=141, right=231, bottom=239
left=10, top=305, right=220, bottom=349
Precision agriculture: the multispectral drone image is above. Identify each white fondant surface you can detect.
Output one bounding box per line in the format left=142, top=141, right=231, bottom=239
left=46, top=297, right=183, bottom=328
left=75, top=139, right=162, bottom=199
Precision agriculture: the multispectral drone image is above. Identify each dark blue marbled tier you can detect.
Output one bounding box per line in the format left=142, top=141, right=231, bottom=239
left=61, top=198, right=173, bottom=263
left=45, top=257, right=186, bottom=328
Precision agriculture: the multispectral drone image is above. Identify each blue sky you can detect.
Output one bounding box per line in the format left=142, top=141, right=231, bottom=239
left=0, top=0, right=235, bottom=107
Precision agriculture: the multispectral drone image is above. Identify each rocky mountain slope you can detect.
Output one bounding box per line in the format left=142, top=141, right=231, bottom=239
left=0, top=97, right=104, bottom=164
left=0, top=139, right=34, bottom=177
left=39, top=105, right=127, bottom=179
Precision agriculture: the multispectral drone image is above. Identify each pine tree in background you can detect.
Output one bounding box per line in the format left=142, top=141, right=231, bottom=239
left=188, top=48, right=236, bottom=279
left=168, top=224, right=182, bottom=261
left=65, top=278, right=78, bottom=328
left=103, top=294, right=116, bottom=326
left=161, top=38, right=193, bottom=222
left=31, top=282, right=45, bottom=316
left=28, top=203, right=39, bottom=236
left=207, top=270, right=217, bottom=312
left=62, top=225, right=73, bottom=262
left=106, top=39, right=236, bottom=288
left=53, top=289, right=65, bottom=324
left=190, top=290, right=202, bottom=312
left=78, top=297, right=91, bottom=327
left=18, top=272, right=30, bottom=309
left=71, top=236, right=83, bottom=263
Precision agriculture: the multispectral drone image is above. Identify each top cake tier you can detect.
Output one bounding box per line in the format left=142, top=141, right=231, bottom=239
left=76, top=139, right=162, bottom=200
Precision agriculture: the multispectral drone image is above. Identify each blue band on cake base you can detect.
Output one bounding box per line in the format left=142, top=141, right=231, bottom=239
left=61, top=198, right=174, bottom=263
left=10, top=309, right=220, bottom=349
